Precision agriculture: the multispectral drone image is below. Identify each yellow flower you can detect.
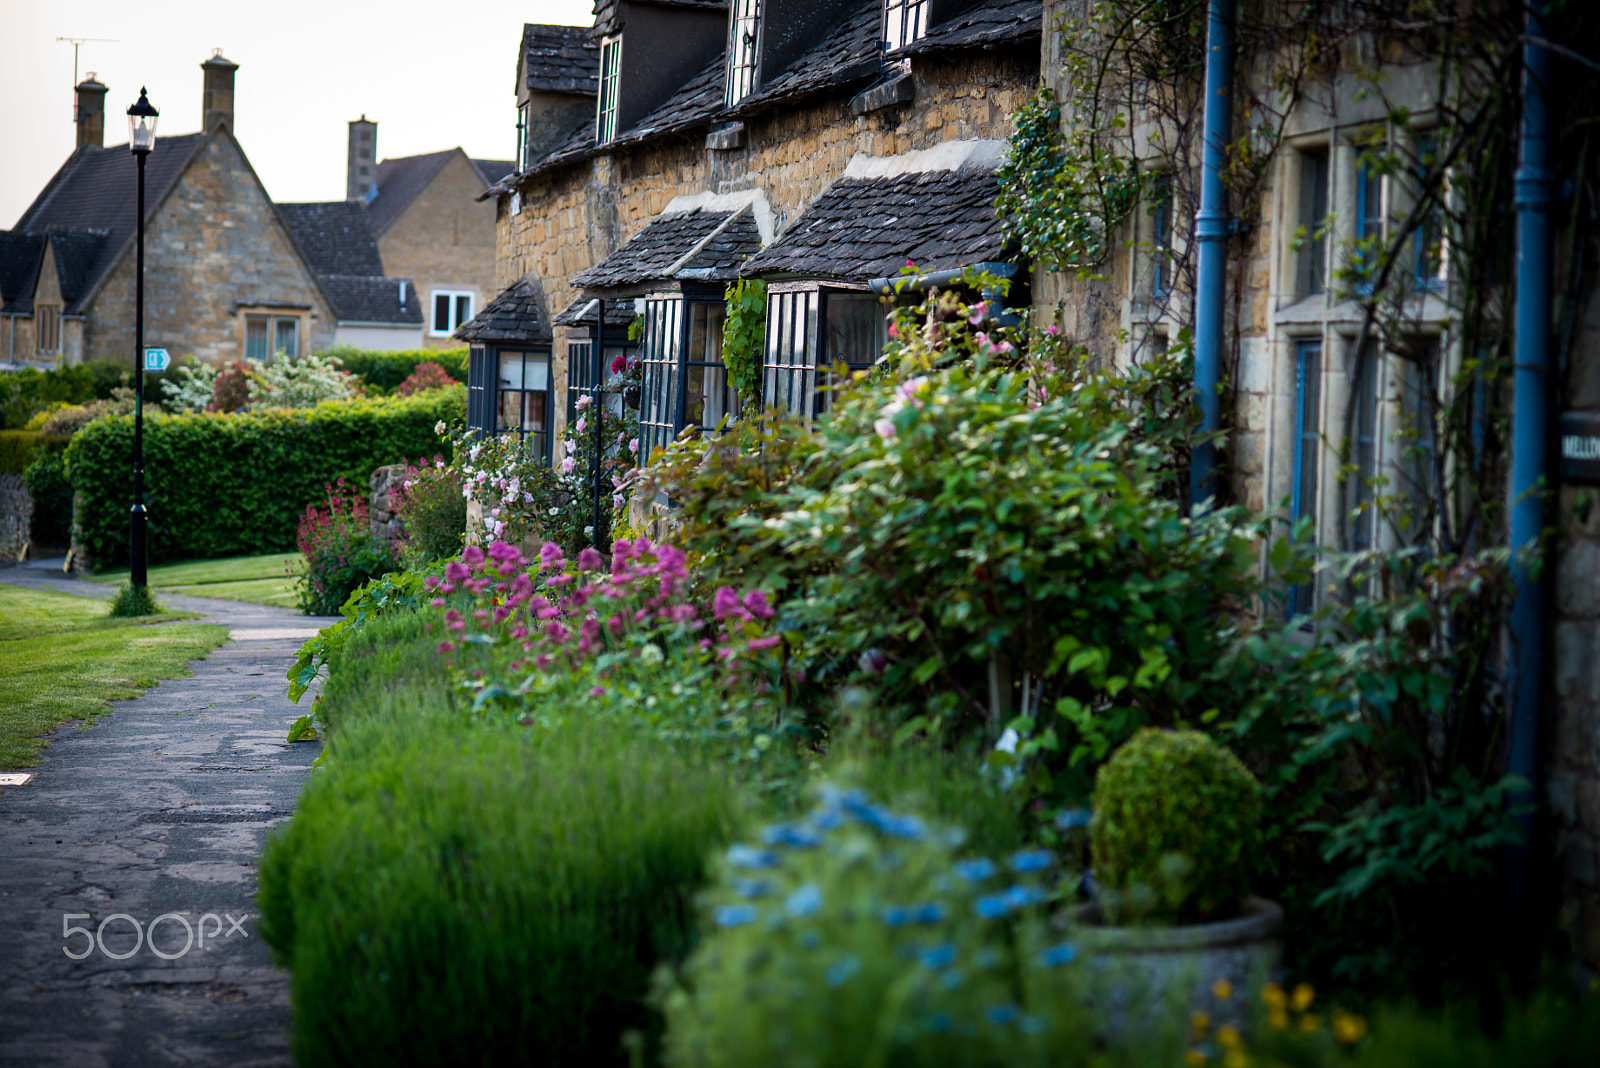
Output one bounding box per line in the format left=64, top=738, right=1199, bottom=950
left=1191, top=1010, right=1212, bottom=1036
left=1261, top=983, right=1287, bottom=1010
left=1299, top=1012, right=1322, bottom=1034
left=1212, top=979, right=1234, bottom=1001
left=1267, top=1009, right=1290, bottom=1031
left=1223, top=1050, right=1249, bottom=1068
left=1185, top=1047, right=1208, bottom=1066
left=1291, top=983, right=1315, bottom=1012
left=1333, top=1011, right=1368, bottom=1044
left=1217, top=1025, right=1242, bottom=1049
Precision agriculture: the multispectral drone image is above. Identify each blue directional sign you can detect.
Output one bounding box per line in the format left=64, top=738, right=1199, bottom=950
left=143, top=347, right=171, bottom=373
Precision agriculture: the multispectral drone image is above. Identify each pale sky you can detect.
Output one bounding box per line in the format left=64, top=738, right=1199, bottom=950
left=1, top=0, right=594, bottom=228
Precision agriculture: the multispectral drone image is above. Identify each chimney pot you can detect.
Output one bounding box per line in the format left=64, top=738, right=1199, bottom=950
left=201, top=49, right=239, bottom=132
left=75, top=74, right=108, bottom=149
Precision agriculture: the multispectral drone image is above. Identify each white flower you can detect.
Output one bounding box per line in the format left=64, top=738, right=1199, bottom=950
left=561, top=457, right=576, bottom=474
left=434, top=420, right=447, bottom=435
left=640, top=643, right=664, bottom=664
left=584, top=526, right=595, bottom=538
left=548, top=506, right=561, bottom=516
left=475, top=470, right=489, bottom=483
left=995, top=728, right=1019, bottom=755
left=564, top=440, right=577, bottom=456
left=875, top=418, right=897, bottom=439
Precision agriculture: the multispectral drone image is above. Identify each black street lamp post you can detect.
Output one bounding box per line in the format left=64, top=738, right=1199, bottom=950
left=126, top=88, right=158, bottom=588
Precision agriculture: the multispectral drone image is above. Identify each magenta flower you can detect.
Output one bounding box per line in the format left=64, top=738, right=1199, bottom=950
left=540, top=542, right=565, bottom=570
left=578, top=547, right=605, bottom=571
left=748, top=635, right=782, bottom=651
left=743, top=589, right=774, bottom=619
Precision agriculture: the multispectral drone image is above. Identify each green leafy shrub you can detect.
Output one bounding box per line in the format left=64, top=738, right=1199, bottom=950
left=661, top=783, right=1103, bottom=1068
left=208, top=359, right=257, bottom=413
left=251, top=353, right=360, bottom=408
left=256, top=716, right=739, bottom=1068
left=23, top=452, right=72, bottom=546
left=295, top=478, right=397, bottom=616
left=320, top=346, right=468, bottom=394
left=1090, top=728, right=1261, bottom=924
left=394, top=361, right=456, bottom=396
left=160, top=359, right=218, bottom=412
left=65, top=388, right=462, bottom=564
left=388, top=456, right=466, bottom=563
left=0, top=365, right=95, bottom=428
left=108, top=581, right=160, bottom=617
left=0, top=431, right=70, bottom=475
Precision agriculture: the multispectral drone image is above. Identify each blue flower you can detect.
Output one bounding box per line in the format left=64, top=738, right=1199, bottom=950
left=812, top=808, right=845, bottom=830
left=1010, top=849, right=1055, bottom=873
left=927, top=1012, right=954, bottom=1033
left=732, top=878, right=772, bottom=898
left=1000, top=884, right=1045, bottom=910
left=1039, top=942, right=1079, bottom=967
left=762, top=823, right=823, bottom=848
left=940, top=968, right=965, bottom=991
left=825, top=954, right=861, bottom=987
left=1021, top=1015, right=1045, bottom=1035
left=921, top=943, right=957, bottom=968
left=881, top=905, right=913, bottom=927
left=913, top=901, right=947, bottom=924
left=954, top=858, right=997, bottom=881
left=799, top=929, right=822, bottom=950
left=785, top=883, right=824, bottom=918
left=974, top=894, right=1009, bottom=919
left=714, top=904, right=759, bottom=928
left=1055, top=808, right=1092, bottom=830
left=726, top=844, right=780, bottom=869
left=985, top=1004, right=1020, bottom=1026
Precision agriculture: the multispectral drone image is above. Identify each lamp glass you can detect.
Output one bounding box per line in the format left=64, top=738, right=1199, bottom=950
left=127, top=91, right=159, bottom=153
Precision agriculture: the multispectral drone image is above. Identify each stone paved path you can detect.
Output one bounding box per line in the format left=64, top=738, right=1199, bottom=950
left=0, top=562, right=338, bottom=1067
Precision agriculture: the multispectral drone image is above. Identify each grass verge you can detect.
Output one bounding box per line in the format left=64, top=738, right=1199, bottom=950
left=91, top=551, right=303, bottom=609
left=0, top=584, right=227, bottom=768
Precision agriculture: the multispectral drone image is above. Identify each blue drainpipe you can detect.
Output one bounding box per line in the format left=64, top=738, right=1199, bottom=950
left=1191, top=0, right=1234, bottom=508
left=1507, top=0, right=1554, bottom=908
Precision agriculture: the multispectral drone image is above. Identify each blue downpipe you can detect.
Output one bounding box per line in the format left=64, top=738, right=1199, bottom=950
left=1191, top=0, right=1234, bottom=509
left=1508, top=0, right=1554, bottom=910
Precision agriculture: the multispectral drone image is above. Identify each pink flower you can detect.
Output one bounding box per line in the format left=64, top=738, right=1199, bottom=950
left=445, top=561, right=471, bottom=584
left=589, top=685, right=606, bottom=697
left=906, top=258, right=915, bottom=267
left=437, top=640, right=454, bottom=653
left=742, top=589, right=774, bottom=619
left=576, top=417, right=587, bottom=434
left=462, top=545, right=485, bottom=566
left=712, top=586, right=747, bottom=621
left=611, top=353, right=628, bottom=374
left=628, top=437, right=639, bottom=453
left=748, top=635, right=782, bottom=651
left=1046, top=324, right=1060, bottom=336
left=578, top=547, right=605, bottom=571
left=561, top=456, right=576, bottom=474
left=576, top=393, right=594, bottom=410
left=540, top=541, right=565, bottom=570
left=875, top=418, right=897, bottom=439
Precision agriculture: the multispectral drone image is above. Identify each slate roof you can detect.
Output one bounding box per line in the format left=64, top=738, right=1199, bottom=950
left=456, top=275, right=552, bottom=343
left=278, top=202, right=386, bottom=277
left=367, top=150, right=456, bottom=235
left=726, top=0, right=882, bottom=116
left=591, top=0, right=728, bottom=39
left=0, top=232, right=43, bottom=315
left=740, top=166, right=1005, bottom=281
left=522, top=24, right=598, bottom=94
left=570, top=207, right=737, bottom=290
left=317, top=275, right=424, bottom=325
left=3, top=134, right=207, bottom=314
left=676, top=212, right=762, bottom=278
left=902, top=0, right=1042, bottom=56
left=553, top=294, right=638, bottom=328
left=472, top=158, right=517, bottom=187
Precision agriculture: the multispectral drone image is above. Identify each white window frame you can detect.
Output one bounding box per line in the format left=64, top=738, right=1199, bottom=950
left=884, top=0, right=931, bottom=53
left=596, top=36, right=622, bottom=144
left=430, top=289, right=476, bottom=337
left=726, top=0, right=762, bottom=106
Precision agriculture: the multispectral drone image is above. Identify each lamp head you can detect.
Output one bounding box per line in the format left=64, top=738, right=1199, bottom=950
left=127, top=88, right=159, bottom=154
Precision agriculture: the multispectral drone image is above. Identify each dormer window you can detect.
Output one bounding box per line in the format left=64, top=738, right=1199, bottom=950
left=516, top=101, right=531, bottom=171
left=884, top=0, right=930, bottom=53
left=596, top=37, right=622, bottom=144
left=726, top=0, right=761, bottom=105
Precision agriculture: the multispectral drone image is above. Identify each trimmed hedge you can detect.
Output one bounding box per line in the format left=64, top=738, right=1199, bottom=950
left=0, top=431, right=72, bottom=475
left=320, top=347, right=468, bottom=394
left=66, top=388, right=463, bottom=564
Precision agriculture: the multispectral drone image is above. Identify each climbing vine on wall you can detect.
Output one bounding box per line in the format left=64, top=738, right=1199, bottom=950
left=721, top=278, right=767, bottom=407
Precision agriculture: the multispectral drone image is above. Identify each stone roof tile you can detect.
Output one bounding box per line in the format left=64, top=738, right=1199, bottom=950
left=570, top=208, right=733, bottom=289
left=456, top=275, right=552, bottom=343
left=523, top=24, right=599, bottom=95
left=278, top=202, right=386, bottom=277
left=317, top=274, right=425, bottom=325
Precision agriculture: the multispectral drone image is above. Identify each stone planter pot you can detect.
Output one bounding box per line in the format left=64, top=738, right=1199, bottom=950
left=1065, top=896, right=1283, bottom=1030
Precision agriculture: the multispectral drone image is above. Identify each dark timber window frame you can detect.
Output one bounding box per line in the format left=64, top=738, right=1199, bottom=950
left=763, top=281, right=891, bottom=420
left=596, top=37, right=622, bottom=144
left=637, top=287, right=741, bottom=464
left=467, top=342, right=554, bottom=463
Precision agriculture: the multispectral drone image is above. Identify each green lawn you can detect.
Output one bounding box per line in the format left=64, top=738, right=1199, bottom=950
left=0, top=584, right=228, bottom=768
left=92, top=551, right=303, bottom=609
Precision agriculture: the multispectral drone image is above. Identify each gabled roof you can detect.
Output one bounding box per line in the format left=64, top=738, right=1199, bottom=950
left=571, top=204, right=760, bottom=291
left=456, top=275, right=551, bottom=344
left=740, top=143, right=1009, bottom=281
left=553, top=294, right=638, bottom=328
left=472, top=159, right=517, bottom=187
left=367, top=150, right=455, bottom=234
left=317, top=275, right=424, bottom=325
left=522, top=24, right=599, bottom=94
left=591, top=0, right=729, bottom=39
left=902, top=0, right=1043, bottom=56
left=726, top=0, right=882, bottom=116
left=4, top=133, right=208, bottom=315
left=0, top=232, right=44, bottom=315
left=278, top=202, right=386, bottom=276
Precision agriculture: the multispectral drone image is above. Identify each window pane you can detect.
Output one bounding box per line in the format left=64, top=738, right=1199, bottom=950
left=498, top=390, right=522, bottom=432
left=1290, top=340, right=1322, bottom=615
left=456, top=294, right=473, bottom=330
left=524, top=390, right=548, bottom=436
left=1299, top=151, right=1330, bottom=295
left=246, top=316, right=269, bottom=361
left=498, top=352, right=525, bottom=391
left=275, top=317, right=298, bottom=358
left=823, top=292, right=885, bottom=371
left=727, top=0, right=761, bottom=105
left=434, top=293, right=451, bottom=333
left=1352, top=342, right=1379, bottom=552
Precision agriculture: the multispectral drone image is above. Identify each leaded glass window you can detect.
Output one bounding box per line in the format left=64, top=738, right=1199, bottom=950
left=727, top=0, right=761, bottom=105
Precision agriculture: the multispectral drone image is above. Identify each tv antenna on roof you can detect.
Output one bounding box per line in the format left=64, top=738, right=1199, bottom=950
left=58, top=37, right=118, bottom=121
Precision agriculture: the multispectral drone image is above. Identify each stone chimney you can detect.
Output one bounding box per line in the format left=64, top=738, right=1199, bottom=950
left=347, top=116, right=378, bottom=202
left=75, top=74, right=107, bottom=149
left=201, top=49, right=238, bottom=131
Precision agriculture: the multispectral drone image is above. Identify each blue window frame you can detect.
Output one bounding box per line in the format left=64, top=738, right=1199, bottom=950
left=1354, top=154, right=1383, bottom=290
left=1351, top=341, right=1379, bottom=553
left=1151, top=174, right=1173, bottom=298
left=1413, top=136, right=1444, bottom=289
left=1289, top=339, right=1322, bottom=616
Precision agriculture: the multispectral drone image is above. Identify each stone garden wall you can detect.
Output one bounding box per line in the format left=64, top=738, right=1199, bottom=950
left=0, top=474, right=32, bottom=563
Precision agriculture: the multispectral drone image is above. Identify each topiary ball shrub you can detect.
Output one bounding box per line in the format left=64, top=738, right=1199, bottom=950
left=1090, top=728, right=1261, bottom=924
